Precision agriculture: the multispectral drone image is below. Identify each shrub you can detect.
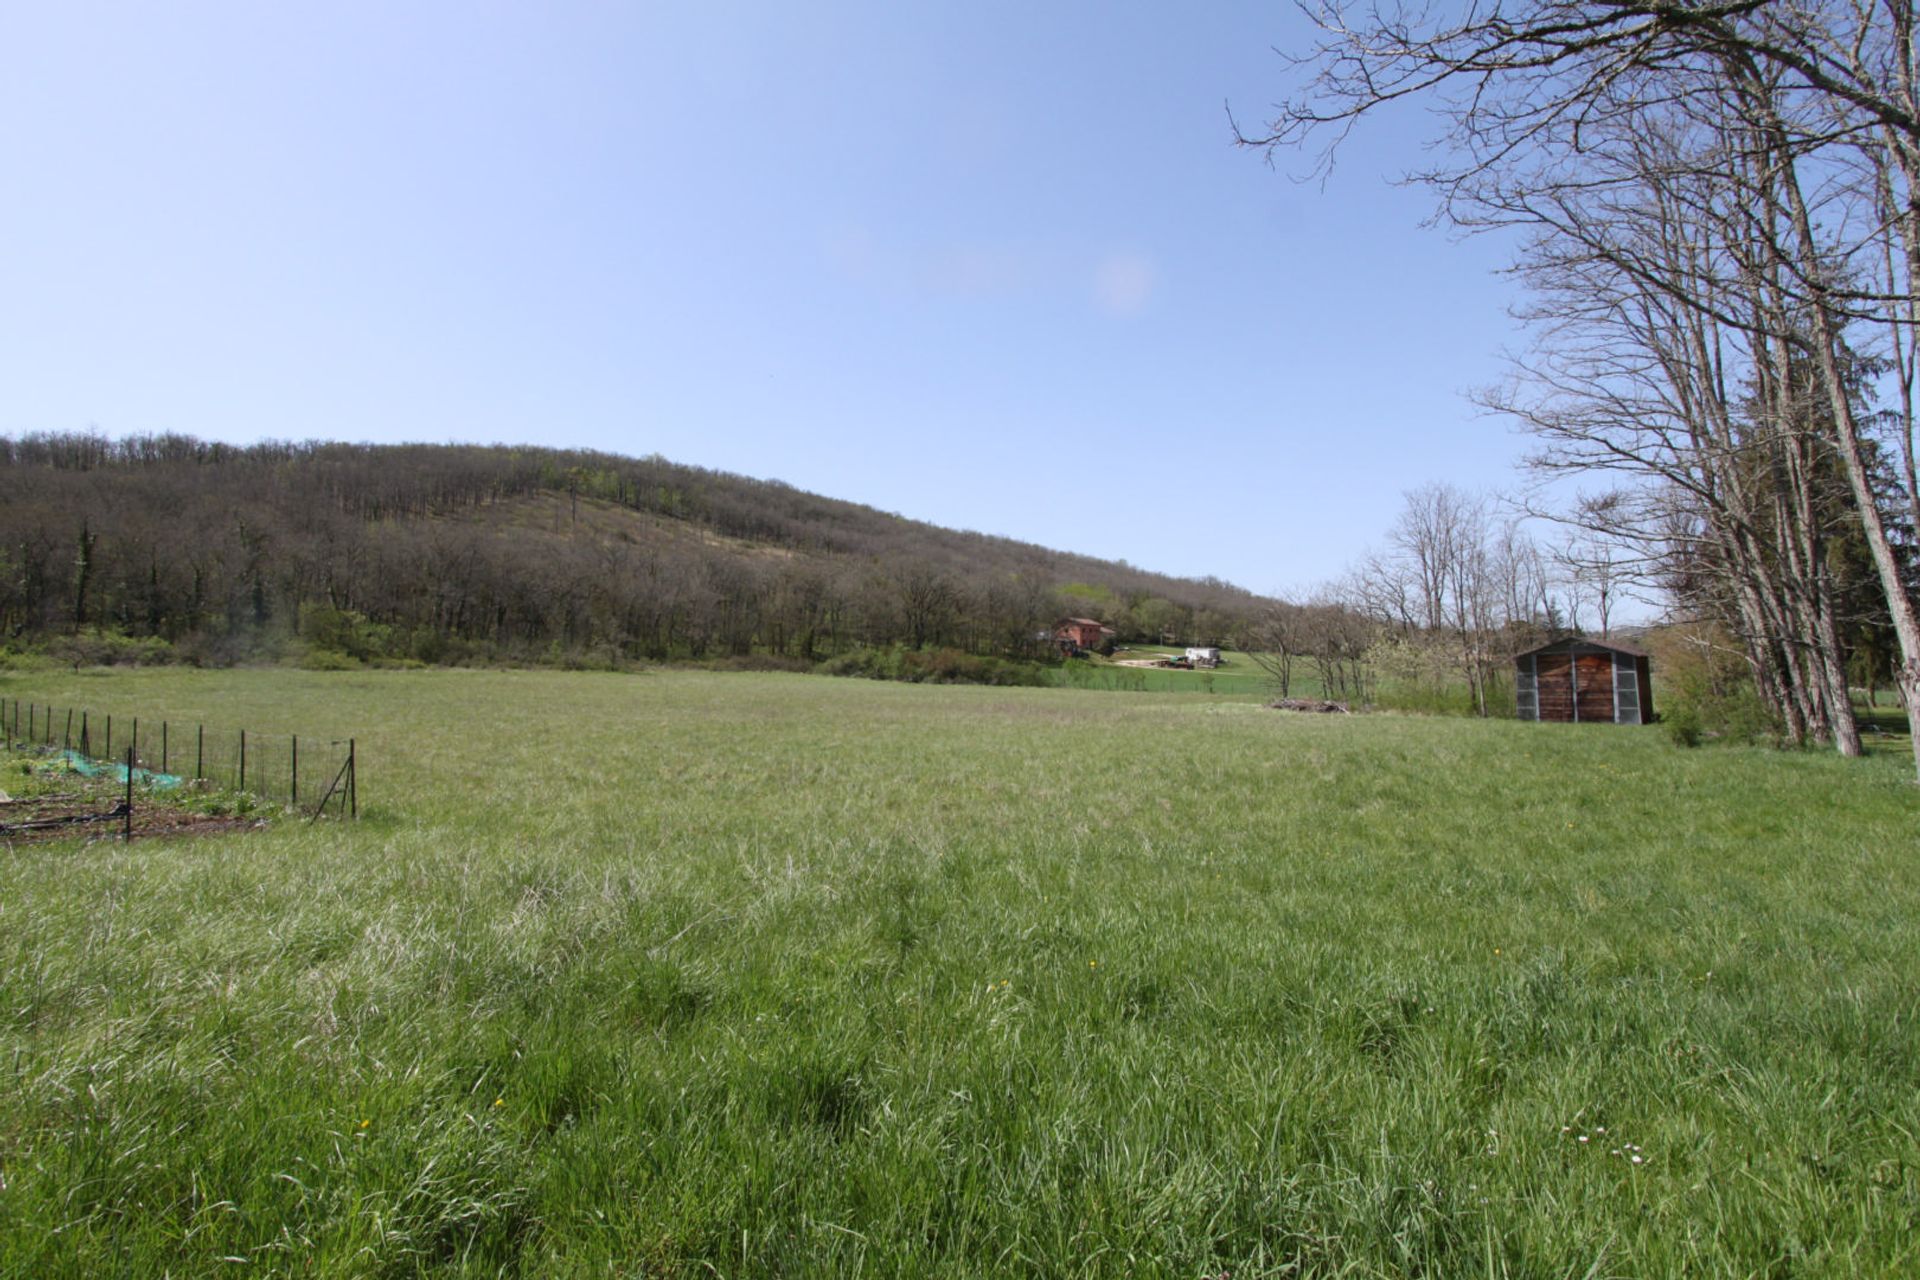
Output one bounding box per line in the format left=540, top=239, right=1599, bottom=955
left=299, top=603, right=392, bottom=661
left=43, top=630, right=179, bottom=670
left=706, top=653, right=814, bottom=673
left=1666, top=703, right=1702, bottom=748
left=819, top=648, right=906, bottom=680
left=174, top=628, right=287, bottom=668
left=0, top=646, right=53, bottom=671
left=819, top=647, right=1049, bottom=687
left=408, top=627, right=449, bottom=664
left=1661, top=668, right=1779, bottom=746
left=905, top=648, right=1050, bottom=686
left=297, top=647, right=361, bottom=671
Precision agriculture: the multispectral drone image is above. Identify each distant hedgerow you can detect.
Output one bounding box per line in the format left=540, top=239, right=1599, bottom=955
left=818, top=646, right=1050, bottom=687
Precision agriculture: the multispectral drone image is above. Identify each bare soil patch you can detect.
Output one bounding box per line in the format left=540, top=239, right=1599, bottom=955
left=0, top=792, right=267, bottom=846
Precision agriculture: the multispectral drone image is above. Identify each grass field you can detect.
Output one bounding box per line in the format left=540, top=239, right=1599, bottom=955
left=2, top=668, right=1917, bottom=1277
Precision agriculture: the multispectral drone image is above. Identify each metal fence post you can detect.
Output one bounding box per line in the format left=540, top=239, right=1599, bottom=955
left=239, top=728, right=246, bottom=792
left=291, top=735, right=299, bottom=808
left=196, top=724, right=204, bottom=782
left=349, top=738, right=357, bottom=819
left=161, top=721, right=168, bottom=774
left=124, top=747, right=134, bottom=842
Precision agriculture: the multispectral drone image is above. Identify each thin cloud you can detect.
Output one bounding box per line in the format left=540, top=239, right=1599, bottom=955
left=1093, top=252, right=1156, bottom=315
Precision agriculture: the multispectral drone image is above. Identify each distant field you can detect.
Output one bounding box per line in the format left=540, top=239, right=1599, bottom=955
left=1057, top=645, right=1301, bottom=697
left=2, top=668, right=1917, bottom=1277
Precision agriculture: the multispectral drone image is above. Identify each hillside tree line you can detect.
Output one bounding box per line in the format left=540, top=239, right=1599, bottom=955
left=0, top=433, right=1265, bottom=668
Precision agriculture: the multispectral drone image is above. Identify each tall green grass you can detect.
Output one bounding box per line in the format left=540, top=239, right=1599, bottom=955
left=1, top=669, right=1916, bottom=1276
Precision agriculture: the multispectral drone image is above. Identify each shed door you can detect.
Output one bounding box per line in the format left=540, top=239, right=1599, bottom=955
left=1612, top=652, right=1641, bottom=724
left=1575, top=654, right=1614, bottom=722
left=1535, top=653, right=1574, bottom=720
left=1516, top=655, right=1539, bottom=720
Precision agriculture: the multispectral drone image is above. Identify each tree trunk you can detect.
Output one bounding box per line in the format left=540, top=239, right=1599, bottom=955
left=1768, top=118, right=1920, bottom=776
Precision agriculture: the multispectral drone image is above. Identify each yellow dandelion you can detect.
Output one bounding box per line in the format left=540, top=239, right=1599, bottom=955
left=359, top=1119, right=370, bottom=1129
left=493, top=1097, right=505, bottom=1108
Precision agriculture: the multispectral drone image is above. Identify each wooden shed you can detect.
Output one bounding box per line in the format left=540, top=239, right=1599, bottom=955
left=1514, top=636, right=1653, bottom=724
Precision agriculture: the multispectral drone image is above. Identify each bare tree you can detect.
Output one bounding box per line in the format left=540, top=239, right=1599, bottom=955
left=1244, top=0, right=1917, bottom=771
left=1385, top=484, right=1503, bottom=712
left=1330, top=486, right=1556, bottom=714
left=1246, top=597, right=1305, bottom=696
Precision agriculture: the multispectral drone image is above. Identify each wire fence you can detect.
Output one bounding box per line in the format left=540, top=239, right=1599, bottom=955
left=1, top=698, right=356, bottom=819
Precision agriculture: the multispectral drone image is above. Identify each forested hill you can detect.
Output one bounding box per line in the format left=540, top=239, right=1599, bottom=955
left=0, top=433, right=1265, bottom=665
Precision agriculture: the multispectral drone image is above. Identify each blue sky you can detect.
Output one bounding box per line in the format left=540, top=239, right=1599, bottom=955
left=0, top=2, right=1527, bottom=595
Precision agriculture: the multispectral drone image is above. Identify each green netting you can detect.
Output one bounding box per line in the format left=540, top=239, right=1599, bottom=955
left=59, top=750, right=184, bottom=790
left=4, top=699, right=355, bottom=816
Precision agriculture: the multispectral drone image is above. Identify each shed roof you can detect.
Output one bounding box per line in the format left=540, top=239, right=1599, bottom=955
left=1514, top=634, right=1650, bottom=660
left=1056, top=616, right=1112, bottom=629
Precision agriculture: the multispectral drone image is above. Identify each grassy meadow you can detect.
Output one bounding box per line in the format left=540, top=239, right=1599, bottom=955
left=2, top=668, right=1918, bottom=1277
